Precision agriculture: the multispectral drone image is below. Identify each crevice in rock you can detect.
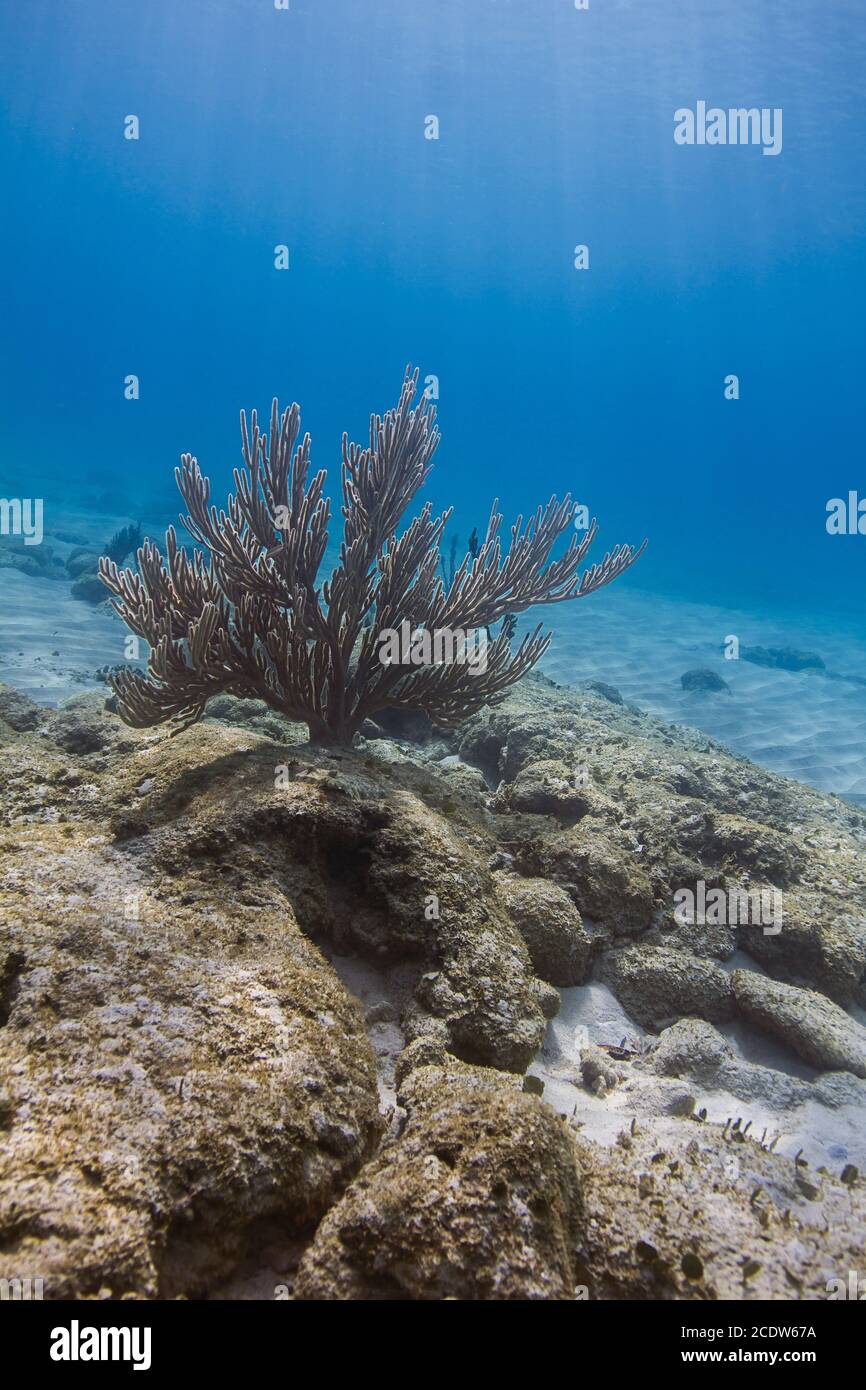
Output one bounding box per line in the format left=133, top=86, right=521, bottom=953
left=160, top=1208, right=318, bottom=1301
left=0, top=950, right=24, bottom=1026
left=205, top=1221, right=314, bottom=1300
left=324, top=952, right=420, bottom=1112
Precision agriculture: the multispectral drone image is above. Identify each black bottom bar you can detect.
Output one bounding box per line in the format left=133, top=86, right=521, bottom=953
left=4, top=1295, right=858, bottom=1376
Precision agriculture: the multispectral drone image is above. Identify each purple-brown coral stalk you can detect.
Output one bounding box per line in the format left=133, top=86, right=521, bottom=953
left=99, top=369, right=646, bottom=745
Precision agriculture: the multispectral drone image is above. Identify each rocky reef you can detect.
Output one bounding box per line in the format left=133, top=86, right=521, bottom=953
left=1, top=672, right=865, bottom=1300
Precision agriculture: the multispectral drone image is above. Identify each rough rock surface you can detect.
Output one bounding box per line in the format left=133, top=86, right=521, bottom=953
left=647, top=1018, right=739, bottom=1081
left=457, top=676, right=866, bottom=1005
left=573, top=1113, right=866, bottom=1300
left=681, top=668, right=729, bottom=693
left=741, top=645, right=825, bottom=672
left=732, top=971, right=866, bottom=1077
left=494, top=873, right=591, bottom=986
left=0, top=823, right=382, bottom=1297
left=525, top=819, right=658, bottom=934
left=0, top=671, right=864, bottom=1299
left=0, top=682, right=42, bottom=733
left=601, top=945, right=735, bottom=1030
left=65, top=548, right=101, bottom=579
left=120, top=735, right=547, bottom=1075
left=580, top=1042, right=623, bottom=1094
left=70, top=573, right=107, bottom=604
left=294, top=1048, right=585, bottom=1299
left=506, top=759, right=600, bottom=820
left=296, top=1048, right=866, bottom=1301
left=642, top=1015, right=866, bottom=1122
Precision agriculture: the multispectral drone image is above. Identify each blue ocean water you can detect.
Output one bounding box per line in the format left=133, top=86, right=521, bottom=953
left=1, top=0, right=864, bottom=785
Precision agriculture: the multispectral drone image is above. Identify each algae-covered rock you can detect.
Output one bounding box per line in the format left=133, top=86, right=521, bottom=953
left=525, top=820, right=657, bottom=934
left=0, top=669, right=865, bottom=1300
left=704, top=813, right=804, bottom=884
left=460, top=679, right=866, bottom=1003
left=293, top=1055, right=585, bottom=1300
left=204, top=693, right=305, bottom=743
left=580, top=1042, right=623, bottom=1094
left=737, top=904, right=866, bottom=1008
left=0, top=826, right=382, bottom=1298
left=494, top=873, right=591, bottom=986
left=51, top=716, right=548, bottom=1076
left=580, top=679, right=623, bottom=704
left=572, top=1115, right=866, bottom=1300
left=0, top=683, right=41, bottom=732
left=295, top=1045, right=866, bottom=1302
left=46, top=696, right=119, bottom=754
left=646, top=1017, right=737, bottom=1080
left=741, top=645, right=825, bottom=672
left=732, top=970, right=866, bottom=1077
left=70, top=573, right=107, bottom=604
left=681, top=668, right=729, bottom=693
left=508, top=759, right=599, bottom=820
left=601, top=944, right=735, bottom=1030
left=65, top=548, right=100, bottom=579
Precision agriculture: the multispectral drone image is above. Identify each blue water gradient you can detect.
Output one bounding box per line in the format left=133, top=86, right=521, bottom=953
left=0, top=1, right=863, bottom=659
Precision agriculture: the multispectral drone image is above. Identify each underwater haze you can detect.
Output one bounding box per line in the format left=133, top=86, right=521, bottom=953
left=1, top=0, right=865, bottom=789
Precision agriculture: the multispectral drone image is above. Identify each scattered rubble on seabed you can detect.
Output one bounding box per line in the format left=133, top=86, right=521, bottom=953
left=1, top=671, right=865, bottom=1300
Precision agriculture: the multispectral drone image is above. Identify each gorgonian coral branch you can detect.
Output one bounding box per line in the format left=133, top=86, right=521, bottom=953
left=99, top=369, right=646, bottom=744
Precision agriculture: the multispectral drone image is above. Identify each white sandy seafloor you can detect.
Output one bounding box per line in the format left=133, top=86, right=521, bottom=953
left=0, top=504, right=159, bottom=702
left=0, top=567, right=132, bottom=702
left=326, top=936, right=866, bottom=1180
left=528, top=586, right=866, bottom=800
left=527, top=968, right=866, bottom=1174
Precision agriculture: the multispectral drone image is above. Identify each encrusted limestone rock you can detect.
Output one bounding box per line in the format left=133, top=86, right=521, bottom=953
left=293, top=1055, right=585, bottom=1300
left=601, top=944, right=735, bottom=1031
left=507, top=759, right=603, bottom=821
left=295, top=1047, right=866, bottom=1301
left=0, top=827, right=382, bottom=1298
left=646, top=1017, right=737, bottom=1080
left=494, top=873, right=591, bottom=986
left=580, top=1042, right=622, bottom=1094
left=47, top=695, right=120, bottom=754
left=572, top=1119, right=866, bottom=1300
left=0, top=682, right=41, bottom=733
left=1, top=669, right=865, bottom=1300
left=6, top=710, right=550, bottom=1076
left=524, top=821, right=657, bottom=934
left=732, top=970, right=866, bottom=1077
left=458, top=678, right=866, bottom=1003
